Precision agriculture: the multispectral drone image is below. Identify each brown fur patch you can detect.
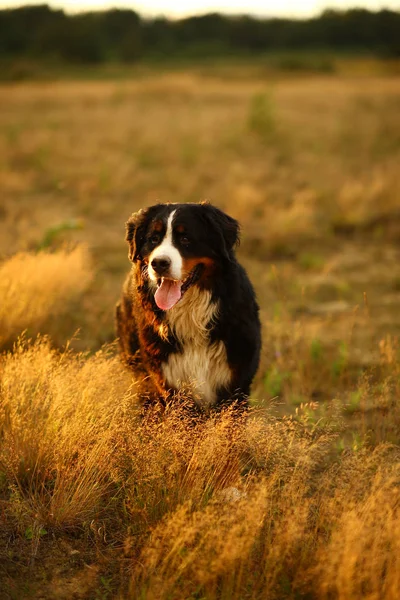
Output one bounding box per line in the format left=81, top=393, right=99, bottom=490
left=182, top=257, right=215, bottom=280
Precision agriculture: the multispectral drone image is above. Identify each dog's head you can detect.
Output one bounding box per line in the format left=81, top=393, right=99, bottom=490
left=125, top=202, right=240, bottom=310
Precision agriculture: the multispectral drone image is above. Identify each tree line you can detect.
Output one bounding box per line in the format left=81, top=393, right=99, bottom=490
left=0, top=4, right=399, bottom=64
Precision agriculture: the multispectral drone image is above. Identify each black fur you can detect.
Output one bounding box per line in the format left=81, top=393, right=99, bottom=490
left=116, top=202, right=261, bottom=410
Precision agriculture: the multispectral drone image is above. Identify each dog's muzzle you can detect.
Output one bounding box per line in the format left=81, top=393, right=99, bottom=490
left=151, top=256, right=171, bottom=277
left=153, top=263, right=205, bottom=311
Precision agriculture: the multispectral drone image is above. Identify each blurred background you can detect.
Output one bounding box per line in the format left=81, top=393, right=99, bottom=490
left=0, top=1, right=399, bottom=419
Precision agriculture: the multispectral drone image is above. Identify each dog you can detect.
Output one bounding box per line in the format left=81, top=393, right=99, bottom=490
left=116, top=202, right=261, bottom=411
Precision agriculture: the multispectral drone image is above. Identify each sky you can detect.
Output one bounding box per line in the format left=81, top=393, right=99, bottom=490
left=0, top=0, right=399, bottom=17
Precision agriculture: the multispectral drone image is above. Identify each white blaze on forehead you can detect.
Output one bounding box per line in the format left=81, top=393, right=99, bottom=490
left=148, top=210, right=183, bottom=282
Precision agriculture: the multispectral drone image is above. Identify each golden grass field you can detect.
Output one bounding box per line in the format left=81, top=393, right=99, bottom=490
left=1, top=65, right=400, bottom=598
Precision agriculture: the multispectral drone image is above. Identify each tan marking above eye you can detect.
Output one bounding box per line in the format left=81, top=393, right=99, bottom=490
left=176, top=224, right=185, bottom=234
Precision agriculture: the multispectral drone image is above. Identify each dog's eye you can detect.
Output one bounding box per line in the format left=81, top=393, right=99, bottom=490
left=180, top=235, right=190, bottom=246
left=149, top=233, right=161, bottom=245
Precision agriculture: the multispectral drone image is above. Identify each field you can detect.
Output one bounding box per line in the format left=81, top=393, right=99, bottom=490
left=1, top=65, right=400, bottom=598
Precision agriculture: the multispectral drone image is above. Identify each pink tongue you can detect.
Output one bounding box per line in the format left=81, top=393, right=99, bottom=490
left=154, top=279, right=182, bottom=310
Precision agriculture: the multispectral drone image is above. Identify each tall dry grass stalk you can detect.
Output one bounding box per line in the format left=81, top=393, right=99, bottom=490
left=1, top=335, right=400, bottom=598
left=0, top=338, right=132, bottom=529
left=314, top=446, right=400, bottom=600
left=0, top=247, right=92, bottom=348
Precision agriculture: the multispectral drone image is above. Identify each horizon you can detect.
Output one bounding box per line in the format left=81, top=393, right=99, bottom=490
left=0, top=0, right=399, bottom=18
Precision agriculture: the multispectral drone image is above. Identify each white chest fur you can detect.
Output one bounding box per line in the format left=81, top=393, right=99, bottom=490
left=161, top=287, right=232, bottom=408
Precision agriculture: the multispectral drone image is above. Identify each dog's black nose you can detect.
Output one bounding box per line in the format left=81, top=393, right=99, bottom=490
left=151, top=256, right=171, bottom=275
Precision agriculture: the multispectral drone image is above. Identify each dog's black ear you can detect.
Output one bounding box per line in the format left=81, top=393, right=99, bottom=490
left=204, top=204, right=240, bottom=259
left=126, top=208, right=149, bottom=262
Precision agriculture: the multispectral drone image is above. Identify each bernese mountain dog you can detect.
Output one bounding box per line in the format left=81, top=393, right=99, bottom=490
left=116, top=202, right=261, bottom=411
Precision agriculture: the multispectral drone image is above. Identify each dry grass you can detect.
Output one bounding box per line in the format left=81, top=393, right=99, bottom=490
left=1, top=333, right=400, bottom=599
left=0, top=247, right=92, bottom=348
left=1, top=64, right=400, bottom=597
left=1, top=73, right=399, bottom=353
